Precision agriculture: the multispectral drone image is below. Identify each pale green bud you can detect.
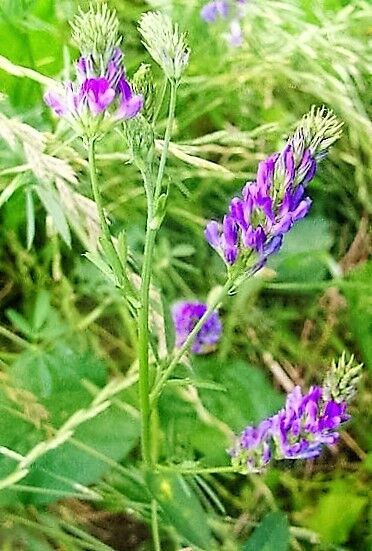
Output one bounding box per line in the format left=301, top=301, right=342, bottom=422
left=124, top=114, right=155, bottom=170
left=70, top=1, right=121, bottom=72
left=138, top=11, right=189, bottom=82
left=131, top=64, right=156, bottom=119
left=323, top=352, right=363, bottom=403
left=290, top=105, right=343, bottom=163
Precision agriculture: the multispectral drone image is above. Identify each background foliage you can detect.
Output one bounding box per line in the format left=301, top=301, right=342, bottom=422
left=0, top=0, right=371, bottom=549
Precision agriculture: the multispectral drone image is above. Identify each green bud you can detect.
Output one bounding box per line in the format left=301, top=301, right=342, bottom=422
left=323, top=352, right=363, bottom=403
left=70, top=1, right=121, bottom=72
left=290, top=105, right=343, bottom=162
left=138, top=11, right=189, bottom=83
left=131, top=64, right=156, bottom=120
left=124, top=114, right=155, bottom=170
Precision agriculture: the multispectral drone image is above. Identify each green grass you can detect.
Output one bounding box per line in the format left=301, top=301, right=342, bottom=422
left=0, top=0, right=371, bottom=549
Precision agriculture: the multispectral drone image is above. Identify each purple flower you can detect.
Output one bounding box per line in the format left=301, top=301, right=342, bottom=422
left=226, top=19, right=243, bottom=47
left=116, top=77, right=144, bottom=120
left=81, top=77, right=116, bottom=114
left=172, top=301, right=222, bottom=354
left=272, top=386, right=349, bottom=460
left=201, top=0, right=247, bottom=46
left=201, top=1, right=229, bottom=23
left=44, top=47, right=143, bottom=132
left=230, top=385, right=350, bottom=473
left=205, top=143, right=316, bottom=273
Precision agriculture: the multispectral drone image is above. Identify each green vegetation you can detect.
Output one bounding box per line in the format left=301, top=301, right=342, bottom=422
left=0, top=1, right=370, bottom=549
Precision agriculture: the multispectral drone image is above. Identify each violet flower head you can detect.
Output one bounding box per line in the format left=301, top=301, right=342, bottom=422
left=205, top=107, right=342, bottom=278
left=272, top=386, right=349, bottom=460
left=172, top=301, right=222, bottom=354
left=230, top=353, right=360, bottom=474
left=201, top=0, right=247, bottom=46
left=201, top=1, right=229, bottom=23
left=44, top=4, right=143, bottom=138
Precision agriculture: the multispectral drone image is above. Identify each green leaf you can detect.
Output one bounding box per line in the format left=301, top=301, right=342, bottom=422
left=342, top=261, right=372, bottom=370
left=242, top=512, right=290, bottom=551
left=269, top=217, right=333, bottom=282
left=25, top=188, right=35, bottom=250
left=192, top=357, right=284, bottom=430
left=0, top=344, right=140, bottom=505
left=6, top=309, right=34, bottom=338
left=159, top=359, right=283, bottom=464
left=172, top=243, right=196, bottom=257
left=32, top=290, right=51, bottom=331
left=0, top=176, right=26, bottom=208
left=36, top=185, right=71, bottom=247
left=304, top=480, right=367, bottom=544
left=147, top=472, right=212, bottom=549
left=84, top=251, right=116, bottom=284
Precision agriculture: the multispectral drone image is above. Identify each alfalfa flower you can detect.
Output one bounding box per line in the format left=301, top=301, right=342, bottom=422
left=172, top=301, right=222, bottom=354
left=201, top=0, right=247, bottom=47
left=138, top=11, right=189, bottom=83
left=205, top=106, right=343, bottom=280
left=230, top=354, right=361, bottom=474
left=44, top=3, right=143, bottom=139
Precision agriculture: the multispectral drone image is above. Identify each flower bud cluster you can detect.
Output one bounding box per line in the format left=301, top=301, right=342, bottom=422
left=205, top=107, right=342, bottom=279
left=139, top=11, right=189, bottom=83
left=230, top=355, right=361, bottom=474
left=44, top=3, right=143, bottom=139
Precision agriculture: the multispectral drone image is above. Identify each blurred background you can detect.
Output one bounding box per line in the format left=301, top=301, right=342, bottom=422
left=0, top=0, right=371, bottom=549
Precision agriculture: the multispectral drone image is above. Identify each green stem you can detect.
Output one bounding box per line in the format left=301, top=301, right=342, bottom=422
left=138, top=82, right=178, bottom=470
left=154, top=81, right=177, bottom=203
left=157, top=464, right=237, bottom=475
left=88, top=139, right=134, bottom=299
left=151, top=499, right=161, bottom=551
left=152, top=77, right=168, bottom=125
left=151, top=279, right=232, bottom=402
left=138, top=206, right=156, bottom=467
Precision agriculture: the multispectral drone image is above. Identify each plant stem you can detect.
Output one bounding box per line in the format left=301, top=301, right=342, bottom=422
left=151, top=499, right=161, bottom=551
left=138, top=201, right=156, bottom=467
left=154, top=81, right=177, bottom=203
left=157, top=464, right=237, bottom=475
left=88, top=139, right=134, bottom=299
left=138, top=81, right=178, bottom=470
left=151, top=279, right=233, bottom=402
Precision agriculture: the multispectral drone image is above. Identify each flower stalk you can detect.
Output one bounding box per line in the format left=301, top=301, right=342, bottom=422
left=137, top=80, right=178, bottom=469
left=87, top=139, right=137, bottom=307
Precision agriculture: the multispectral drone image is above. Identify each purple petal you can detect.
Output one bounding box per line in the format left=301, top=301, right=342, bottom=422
left=227, top=19, right=243, bottom=47
left=201, top=2, right=219, bottom=22
left=205, top=221, right=220, bottom=249
left=44, top=89, right=67, bottom=116
left=223, top=215, right=238, bottom=247
left=116, top=77, right=143, bottom=119
left=82, top=77, right=115, bottom=115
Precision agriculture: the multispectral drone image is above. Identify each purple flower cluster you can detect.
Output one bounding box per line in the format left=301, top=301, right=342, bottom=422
left=44, top=47, right=143, bottom=128
left=205, top=143, right=317, bottom=274
left=201, top=0, right=247, bottom=47
left=230, top=385, right=349, bottom=473
left=172, top=301, right=222, bottom=354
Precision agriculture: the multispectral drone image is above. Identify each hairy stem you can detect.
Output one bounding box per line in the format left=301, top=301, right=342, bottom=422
left=138, top=81, right=178, bottom=470
left=88, top=139, right=133, bottom=298
left=154, top=81, right=177, bottom=203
